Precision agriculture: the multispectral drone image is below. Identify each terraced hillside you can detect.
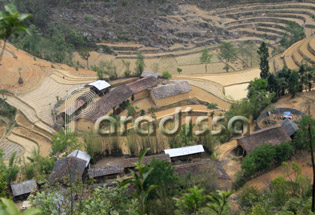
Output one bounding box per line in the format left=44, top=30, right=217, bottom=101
left=51, top=1, right=315, bottom=50
left=270, top=36, right=315, bottom=73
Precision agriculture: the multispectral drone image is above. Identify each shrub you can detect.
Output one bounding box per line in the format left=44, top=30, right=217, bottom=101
left=274, top=142, right=294, bottom=165
left=207, top=103, right=218, bottom=110
left=162, top=71, right=171, bottom=79
left=239, top=186, right=261, bottom=209
left=127, top=104, right=137, bottom=116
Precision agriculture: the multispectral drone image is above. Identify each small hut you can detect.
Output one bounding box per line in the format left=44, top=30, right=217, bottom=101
left=281, top=118, right=299, bottom=137
left=235, top=125, right=292, bottom=156
left=86, top=80, right=111, bottom=96
left=88, top=164, right=123, bottom=183
left=164, top=145, right=205, bottom=162
left=11, top=179, right=37, bottom=200
left=126, top=76, right=158, bottom=101
left=49, top=156, right=88, bottom=186
left=151, top=81, right=192, bottom=107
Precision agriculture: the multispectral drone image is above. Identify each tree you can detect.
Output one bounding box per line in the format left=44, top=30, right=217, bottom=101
left=162, top=71, right=171, bottom=79
left=218, top=42, right=237, bottom=72
left=122, top=59, right=131, bottom=77
left=257, top=42, right=270, bottom=79
left=288, top=71, right=299, bottom=98
left=176, top=186, right=208, bottom=215
left=135, top=51, right=145, bottom=76
left=177, top=67, right=182, bottom=74
left=200, top=48, right=213, bottom=73
left=78, top=47, right=91, bottom=69
left=121, top=148, right=158, bottom=215
left=207, top=190, right=235, bottom=215
left=50, top=130, right=80, bottom=158
left=0, top=4, right=32, bottom=63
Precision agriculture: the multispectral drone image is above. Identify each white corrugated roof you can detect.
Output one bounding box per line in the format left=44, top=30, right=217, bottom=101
left=87, top=80, right=111, bottom=91
left=67, top=150, right=91, bottom=167
left=164, top=145, right=204, bottom=158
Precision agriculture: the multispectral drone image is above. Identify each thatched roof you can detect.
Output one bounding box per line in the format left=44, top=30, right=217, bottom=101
left=235, top=125, right=292, bottom=154
left=11, top=179, right=37, bottom=197
left=174, top=160, right=231, bottom=180
left=63, top=99, right=86, bottom=116
left=126, top=76, right=158, bottom=94
left=141, top=72, right=159, bottom=79
left=152, top=81, right=192, bottom=99
left=281, top=119, right=299, bottom=136
left=49, top=157, right=87, bottom=185
left=88, top=164, right=123, bottom=178
left=123, top=154, right=171, bottom=169
left=88, top=85, right=133, bottom=122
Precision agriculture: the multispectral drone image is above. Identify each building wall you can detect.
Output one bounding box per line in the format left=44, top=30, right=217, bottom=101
left=133, top=90, right=150, bottom=101
left=150, top=92, right=190, bottom=107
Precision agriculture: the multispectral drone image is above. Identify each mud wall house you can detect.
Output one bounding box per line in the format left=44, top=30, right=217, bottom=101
left=88, top=164, right=123, bottom=183
left=10, top=179, right=37, bottom=201
left=126, top=76, right=159, bottom=101
left=76, top=85, right=133, bottom=132
left=123, top=154, right=171, bottom=174
left=150, top=81, right=192, bottom=107
left=174, top=160, right=232, bottom=190
left=49, top=156, right=88, bottom=186
left=235, top=125, right=292, bottom=156
left=85, top=80, right=111, bottom=96
left=164, top=145, right=205, bottom=162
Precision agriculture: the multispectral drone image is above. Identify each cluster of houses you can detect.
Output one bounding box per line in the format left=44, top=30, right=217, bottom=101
left=57, top=72, right=192, bottom=132
left=10, top=144, right=231, bottom=205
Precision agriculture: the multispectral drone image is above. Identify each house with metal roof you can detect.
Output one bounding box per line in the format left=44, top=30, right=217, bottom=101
left=11, top=179, right=37, bottom=199
left=151, top=81, right=192, bottom=107
left=67, top=150, right=91, bottom=168
left=86, top=80, right=111, bottom=96
left=164, top=145, right=205, bottom=161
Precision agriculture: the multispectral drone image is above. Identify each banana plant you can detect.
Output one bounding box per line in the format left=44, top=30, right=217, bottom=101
left=0, top=4, right=32, bottom=63
left=207, top=190, right=235, bottom=215
left=0, top=198, right=40, bottom=215
left=121, top=148, right=157, bottom=215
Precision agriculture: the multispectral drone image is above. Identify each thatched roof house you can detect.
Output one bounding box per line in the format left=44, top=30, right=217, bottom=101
left=152, top=81, right=192, bottom=99
left=126, top=76, right=158, bottom=95
left=123, top=154, right=171, bottom=169
left=174, top=160, right=231, bottom=181
left=11, top=179, right=37, bottom=198
left=88, top=164, right=123, bottom=179
left=88, top=85, right=133, bottom=122
left=281, top=118, right=299, bottom=137
left=151, top=81, right=192, bottom=107
left=235, top=125, right=292, bottom=155
left=141, top=72, right=159, bottom=79
left=49, top=156, right=87, bottom=185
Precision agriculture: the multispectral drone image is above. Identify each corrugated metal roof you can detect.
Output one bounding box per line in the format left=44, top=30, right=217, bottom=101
left=164, top=145, right=204, bottom=158
left=87, top=80, right=111, bottom=91
left=11, top=179, right=37, bottom=197
left=141, top=72, right=159, bottom=79
left=281, top=118, right=299, bottom=136
left=67, top=150, right=91, bottom=167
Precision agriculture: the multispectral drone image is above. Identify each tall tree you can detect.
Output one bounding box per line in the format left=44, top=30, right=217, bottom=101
left=218, top=42, right=237, bottom=72
left=0, top=4, right=32, bottom=63
left=288, top=71, right=299, bottom=98
left=200, top=48, right=213, bottom=73
left=257, top=42, right=270, bottom=79
left=78, top=47, right=91, bottom=69
left=135, top=51, right=145, bottom=76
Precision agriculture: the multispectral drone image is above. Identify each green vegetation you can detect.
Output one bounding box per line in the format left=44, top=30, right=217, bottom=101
left=0, top=198, right=40, bottom=215
left=0, top=4, right=32, bottom=63
left=162, top=71, right=172, bottom=79
left=257, top=42, right=269, bottom=79
left=200, top=48, right=213, bottom=73
left=218, top=42, right=237, bottom=72
left=135, top=51, right=145, bottom=77
left=92, top=60, right=118, bottom=80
